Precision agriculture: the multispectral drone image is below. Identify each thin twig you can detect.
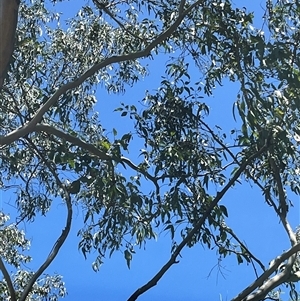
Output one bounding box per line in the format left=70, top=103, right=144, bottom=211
left=93, top=0, right=145, bottom=43
left=221, top=224, right=265, bottom=272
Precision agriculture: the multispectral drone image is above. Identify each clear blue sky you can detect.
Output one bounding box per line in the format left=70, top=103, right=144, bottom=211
left=1, top=1, right=300, bottom=300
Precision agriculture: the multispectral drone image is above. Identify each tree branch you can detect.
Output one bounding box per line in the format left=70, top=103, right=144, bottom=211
left=34, top=123, right=160, bottom=190
left=0, top=257, right=16, bottom=301
left=127, top=144, right=268, bottom=301
left=93, top=0, right=145, bottom=43
left=19, top=138, right=72, bottom=301
left=35, top=124, right=112, bottom=160
left=0, top=0, right=205, bottom=147
left=231, top=242, right=300, bottom=301
left=204, top=126, right=298, bottom=299
left=268, top=156, right=288, bottom=217
left=199, top=119, right=300, bottom=299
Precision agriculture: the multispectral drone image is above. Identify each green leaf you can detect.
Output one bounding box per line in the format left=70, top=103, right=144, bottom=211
left=220, top=205, right=228, bottom=217
left=68, top=180, right=81, bottom=194
left=124, top=250, right=132, bottom=269
left=237, top=254, right=243, bottom=265
left=164, top=224, right=175, bottom=239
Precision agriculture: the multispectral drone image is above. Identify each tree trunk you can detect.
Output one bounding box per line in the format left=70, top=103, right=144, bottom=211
left=0, top=0, right=19, bottom=89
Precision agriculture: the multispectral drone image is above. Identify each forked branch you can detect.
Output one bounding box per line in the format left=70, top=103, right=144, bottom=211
left=231, top=242, right=300, bottom=301
left=127, top=144, right=268, bottom=301
left=0, top=0, right=205, bottom=147
left=0, top=257, right=16, bottom=301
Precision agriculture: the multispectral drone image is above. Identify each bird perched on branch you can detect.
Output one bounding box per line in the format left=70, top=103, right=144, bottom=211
left=0, top=0, right=20, bottom=89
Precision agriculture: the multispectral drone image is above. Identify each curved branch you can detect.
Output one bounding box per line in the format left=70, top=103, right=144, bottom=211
left=19, top=138, right=72, bottom=301
left=34, top=123, right=160, bottom=187
left=267, top=158, right=296, bottom=253
left=259, top=156, right=298, bottom=300
left=200, top=119, right=300, bottom=298
left=35, top=124, right=112, bottom=160
left=231, top=242, right=300, bottom=301
left=0, top=257, right=16, bottom=301
left=0, top=0, right=205, bottom=147
left=245, top=223, right=298, bottom=300
left=127, top=144, right=268, bottom=301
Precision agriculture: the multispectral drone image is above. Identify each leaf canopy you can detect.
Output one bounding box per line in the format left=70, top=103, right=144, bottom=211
left=1, top=0, right=300, bottom=300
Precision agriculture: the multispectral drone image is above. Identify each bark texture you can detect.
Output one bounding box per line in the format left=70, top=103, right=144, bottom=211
left=0, top=0, right=19, bottom=89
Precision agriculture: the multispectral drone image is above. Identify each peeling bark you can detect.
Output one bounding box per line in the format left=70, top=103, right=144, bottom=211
left=0, top=0, right=20, bottom=89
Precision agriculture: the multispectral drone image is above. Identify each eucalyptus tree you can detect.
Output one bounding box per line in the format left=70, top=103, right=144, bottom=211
left=1, top=0, right=300, bottom=300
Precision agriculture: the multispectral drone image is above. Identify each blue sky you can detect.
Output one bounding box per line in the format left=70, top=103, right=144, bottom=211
left=1, top=0, right=300, bottom=300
